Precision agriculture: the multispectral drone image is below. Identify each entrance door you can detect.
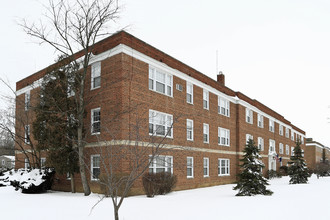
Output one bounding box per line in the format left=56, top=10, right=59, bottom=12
left=268, top=156, right=276, bottom=171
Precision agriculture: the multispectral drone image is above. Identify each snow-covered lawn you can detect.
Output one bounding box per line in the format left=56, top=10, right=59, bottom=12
left=1, top=175, right=329, bottom=220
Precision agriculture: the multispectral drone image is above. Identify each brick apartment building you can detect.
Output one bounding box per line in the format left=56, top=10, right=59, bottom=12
left=15, top=31, right=306, bottom=194
left=305, top=138, right=330, bottom=170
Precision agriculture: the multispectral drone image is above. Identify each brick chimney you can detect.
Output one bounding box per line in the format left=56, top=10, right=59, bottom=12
left=217, top=71, right=225, bottom=86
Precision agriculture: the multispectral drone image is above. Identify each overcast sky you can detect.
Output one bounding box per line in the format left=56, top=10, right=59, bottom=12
left=1, top=0, right=330, bottom=146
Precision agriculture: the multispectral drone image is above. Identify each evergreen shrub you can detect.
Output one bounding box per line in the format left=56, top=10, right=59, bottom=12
left=315, top=162, right=330, bottom=177
left=266, top=170, right=282, bottom=179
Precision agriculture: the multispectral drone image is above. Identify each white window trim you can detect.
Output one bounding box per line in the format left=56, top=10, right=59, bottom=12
left=25, top=91, right=30, bottom=111
left=291, top=130, right=295, bottom=141
left=246, top=134, right=253, bottom=144
left=269, top=119, right=274, bottom=132
left=285, top=127, right=289, bottom=138
left=203, top=90, right=209, bottom=110
left=218, top=127, right=230, bottom=147
left=149, top=109, right=173, bottom=138
left=91, top=107, right=101, bottom=135
left=24, top=158, right=30, bottom=169
left=187, top=119, right=194, bottom=141
left=40, top=157, right=46, bottom=168
left=218, top=158, right=230, bottom=176
left=218, top=96, right=230, bottom=117
left=149, top=155, right=173, bottom=174
left=286, top=145, right=290, bottom=155
left=187, top=157, right=194, bottom=178
left=257, top=114, right=264, bottom=128
left=149, top=66, right=173, bottom=97
left=203, top=123, right=209, bottom=143
left=279, top=125, right=284, bottom=136
left=279, top=143, right=284, bottom=154
left=258, top=137, right=264, bottom=151
left=91, top=154, right=100, bottom=181
left=291, top=146, right=295, bottom=156
left=269, top=139, right=276, bottom=153
left=186, top=82, right=193, bottom=104
left=246, top=108, right=253, bottom=124
left=203, top=157, right=209, bottom=177
left=24, top=125, right=30, bottom=145
left=91, top=62, right=101, bottom=90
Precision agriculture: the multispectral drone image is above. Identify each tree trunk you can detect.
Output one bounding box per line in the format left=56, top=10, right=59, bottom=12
left=70, top=173, right=76, bottom=193
left=78, top=143, right=91, bottom=196
left=114, top=207, right=119, bottom=220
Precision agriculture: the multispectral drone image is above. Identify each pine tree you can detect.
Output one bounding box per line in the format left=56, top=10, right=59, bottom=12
left=288, top=140, right=310, bottom=184
left=233, top=139, right=273, bottom=196
left=32, top=59, right=79, bottom=192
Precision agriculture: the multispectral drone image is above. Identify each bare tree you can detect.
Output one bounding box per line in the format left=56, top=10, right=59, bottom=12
left=88, top=109, right=183, bottom=220
left=20, top=0, right=121, bottom=195
left=0, top=78, right=41, bottom=168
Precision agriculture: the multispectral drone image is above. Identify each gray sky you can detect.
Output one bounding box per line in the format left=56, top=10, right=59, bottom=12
left=1, top=0, right=330, bottom=146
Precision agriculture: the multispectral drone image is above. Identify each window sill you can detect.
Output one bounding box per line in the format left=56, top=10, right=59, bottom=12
left=187, top=102, right=194, bottom=105
left=218, top=174, right=230, bottom=177
left=187, top=176, right=194, bottom=179
left=149, top=89, right=173, bottom=98
left=91, top=86, right=101, bottom=91
left=203, top=175, right=209, bottom=178
left=218, top=113, right=230, bottom=118
left=91, top=132, right=101, bottom=136
left=149, top=133, right=173, bottom=139
left=218, top=144, right=230, bottom=147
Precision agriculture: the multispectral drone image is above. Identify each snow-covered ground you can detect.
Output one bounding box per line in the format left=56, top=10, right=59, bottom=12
left=1, top=175, right=329, bottom=220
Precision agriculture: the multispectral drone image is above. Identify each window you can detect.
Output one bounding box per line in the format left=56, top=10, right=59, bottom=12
left=67, top=74, right=75, bottom=97
left=258, top=137, right=264, bottom=151
left=218, top=97, right=230, bottom=117
left=203, top=123, right=209, bottom=143
left=279, top=125, right=283, bottom=136
left=187, top=119, right=194, bottom=141
left=203, top=157, right=209, bottom=177
left=187, top=157, right=194, bottom=178
left=246, top=108, right=253, bottom=124
left=285, top=127, right=289, bottom=138
left=91, top=62, right=101, bottom=89
left=40, top=158, right=46, bottom=168
left=186, top=82, right=193, bottom=104
left=25, top=158, right=30, bottom=169
left=25, top=91, right=30, bottom=111
left=91, top=108, right=101, bottom=134
left=246, top=134, right=253, bottom=143
left=286, top=145, right=290, bottom=155
left=279, top=143, right=284, bottom=154
left=269, top=119, right=274, bottom=132
left=218, top=127, right=230, bottom=146
left=91, top=155, right=100, bottom=180
left=149, top=110, right=173, bottom=138
left=291, top=147, right=295, bottom=156
left=269, top=139, right=275, bottom=152
left=301, top=136, right=304, bottom=144
left=149, top=155, right=173, bottom=173
left=203, top=90, right=209, bottom=110
left=291, top=130, right=295, bottom=141
left=24, top=125, right=30, bottom=144
left=149, top=67, right=172, bottom=96
left=257, top=114, right=264, bottom=128
left=1, top=160, right=5, bottom=166
left=218, top=159, right=230, bottom=176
